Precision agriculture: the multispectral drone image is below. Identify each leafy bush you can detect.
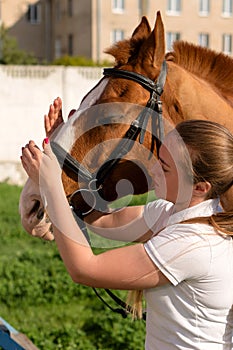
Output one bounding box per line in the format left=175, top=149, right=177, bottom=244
left=52, top=55, right=112, bottom=67
left=0, top=183, right=146, bottom=349
left=0, top=26, right=38, bottom=65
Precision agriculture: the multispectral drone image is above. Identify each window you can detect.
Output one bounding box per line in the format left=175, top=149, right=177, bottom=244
left=222, top=0, right=233, bottom=16
left=27, top=3, right=41, bottom=24
left=198, top=33, right=209, bottom=47
left=68, top=34, right=73, bottom=56
left=112, top=0, right=125, bottom=13
left=111, top=29, right=124, bottom=44
left=199, top=0, right=210, bottom=16
left=222, top=34, right=232, bottom=54
left=55, top=38, right=62, bottom=59
left=166, top=32, right=181, bottom=51
left=67, top=0, right=73, bottom=17
left=167, top=0, right=181, bottom=15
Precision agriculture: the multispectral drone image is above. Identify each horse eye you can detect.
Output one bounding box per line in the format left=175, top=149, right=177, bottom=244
left=119, top=87, right=128, bottom=97
left=98, top=114, right=125, bottom=124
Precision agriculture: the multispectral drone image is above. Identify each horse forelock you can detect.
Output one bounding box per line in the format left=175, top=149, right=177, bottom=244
left=167, top=41, right=233, bottom=97
left=104, top=15, right=152, bottom=67
left=105, top=35, right=150, bottom=66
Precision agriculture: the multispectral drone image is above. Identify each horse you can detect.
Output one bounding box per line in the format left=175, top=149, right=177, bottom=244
left=19, top=11, right=233, bottom=241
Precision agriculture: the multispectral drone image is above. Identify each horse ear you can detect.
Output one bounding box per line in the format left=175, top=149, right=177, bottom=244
left=131, top=16, right=151, bottom=40
left=141, top=11, right=165, bottom=68
left=152, top=11, right=166, bottom=65
left=105, top=15, right=151, bottom=66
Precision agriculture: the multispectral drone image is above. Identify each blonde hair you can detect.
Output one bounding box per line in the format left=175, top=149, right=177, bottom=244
left=176, top=120, right=233, bottom=234
left=128, top=119, right=233, bottom=319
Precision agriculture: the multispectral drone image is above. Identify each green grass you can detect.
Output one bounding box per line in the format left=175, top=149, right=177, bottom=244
left=0, top=183, right=150, bottom=349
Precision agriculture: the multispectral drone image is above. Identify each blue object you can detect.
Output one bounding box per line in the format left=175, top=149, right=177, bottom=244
left=0, top=317, right=26, bottom=350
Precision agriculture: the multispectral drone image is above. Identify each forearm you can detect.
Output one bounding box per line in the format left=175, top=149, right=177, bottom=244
left=52, top=224, right=94, bottom=284
left=42, top=181, right=96, bottom=283
left=85, top=206, right=151, bottom=242
left=87, top=214, right=151, bottom=243
left=43, top=181, right=89, bottom=246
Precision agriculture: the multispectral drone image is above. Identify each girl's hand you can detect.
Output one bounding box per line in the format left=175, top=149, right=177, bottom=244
left=21, top=138, right=62, bottom=187
left=45, top=97, right=64, bottom=138
left=21, top=140, right=42, bottom=184
left=44, top=96, right=76, bottom=138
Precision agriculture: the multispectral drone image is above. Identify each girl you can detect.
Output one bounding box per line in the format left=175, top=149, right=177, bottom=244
left=21, top=119, right=233, bottom=349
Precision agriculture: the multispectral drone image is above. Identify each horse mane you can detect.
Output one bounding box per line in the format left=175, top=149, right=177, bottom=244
left=105, top=35, right=233, bottom=104
left=167, top=41, right=233, bottom=98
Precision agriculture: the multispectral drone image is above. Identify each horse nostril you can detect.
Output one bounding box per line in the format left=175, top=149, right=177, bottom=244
left=37, top=208, right=44, bottom=220
left=29, top=199, right=40, bottom=216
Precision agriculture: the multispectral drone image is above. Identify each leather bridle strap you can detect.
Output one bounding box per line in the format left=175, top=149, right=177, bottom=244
left=93, top=287, right=146, bottom=320
left=103, top=60, right=167, bottom=146
left=51, top=141, right=93, bottom=182
left=96, top=60, right=167, bottom=185
left=103, top=60, right=167, bottom=95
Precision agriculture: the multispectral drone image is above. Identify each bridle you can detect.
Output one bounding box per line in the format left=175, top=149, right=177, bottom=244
left=51, top=61, right=167, bottom=213
left=50, top=60, right=167, bottom=320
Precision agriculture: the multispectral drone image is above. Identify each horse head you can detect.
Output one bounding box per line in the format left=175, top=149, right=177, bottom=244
left=19, top=11, right=233, bottom=240
left=19, top=11, right=168, bottom=239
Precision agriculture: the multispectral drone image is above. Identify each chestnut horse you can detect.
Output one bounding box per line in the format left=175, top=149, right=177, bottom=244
left=19, top=11, right=233, bottom=240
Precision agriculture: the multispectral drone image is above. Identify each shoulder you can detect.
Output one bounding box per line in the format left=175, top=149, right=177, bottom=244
left=144, top=223, right=213, bottom=284
left=143, top=199, right=174, bottom=232
left=145, top=222, right=214, bottom=267
left=145, top=199, right=173, bottom=212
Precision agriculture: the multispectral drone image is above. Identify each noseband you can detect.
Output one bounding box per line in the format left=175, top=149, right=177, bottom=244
left=50, top=61, right=167, bottom=320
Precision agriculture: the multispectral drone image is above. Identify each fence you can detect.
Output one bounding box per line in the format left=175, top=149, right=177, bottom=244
left=0, top=65, right=102, bottom=185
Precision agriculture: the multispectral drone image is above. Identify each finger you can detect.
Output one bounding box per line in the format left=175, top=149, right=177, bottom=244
left=45, top=105, right=55, bottom=127
left=22, top=141, right=41, bottom=163
left=21, top=148, right=30, bottom=163
left=55, top=96, right=62, bottom=108
left=28, top=141, right=41, bottom=158
left=20, top=155, right=38, bottom=181
left=22, top=145, right=33, bottom=159
left=49, top=104, right=55, bottom=121
left=27, top=140, right=40, bottom=150
left=23, top=143, right=29, bottom=149
left=54, top=98, right=63, bottom=121
left=54, top=97, right=61, bottom=112
left=20, top=156, right=28, bottom=171
left=21, top=149, right=35, bottom=173
left=44, top=114, right=51, bottom=133
left=42, top=138, right=54, bottom=158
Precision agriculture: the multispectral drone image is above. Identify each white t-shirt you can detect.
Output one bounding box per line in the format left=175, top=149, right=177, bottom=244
left=143, top=199, right=233, bottom=350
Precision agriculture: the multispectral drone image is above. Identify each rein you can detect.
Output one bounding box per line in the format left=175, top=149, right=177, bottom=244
left=50, top=60, right=167, bottom=320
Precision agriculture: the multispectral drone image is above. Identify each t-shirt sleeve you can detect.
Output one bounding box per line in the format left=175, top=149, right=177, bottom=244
left=143, top=199, right=174, bottom=233
left=144, top=224, right=212, bottom=285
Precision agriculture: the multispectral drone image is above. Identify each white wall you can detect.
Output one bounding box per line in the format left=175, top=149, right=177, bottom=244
left=0, top=65, right=102, bottom=185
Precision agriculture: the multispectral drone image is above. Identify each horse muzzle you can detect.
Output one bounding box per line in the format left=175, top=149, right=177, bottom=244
left=19, top=178, right=54, bottom=241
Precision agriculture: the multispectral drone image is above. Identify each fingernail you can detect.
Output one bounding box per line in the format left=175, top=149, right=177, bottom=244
left=44, top=137, right=49, bottom=144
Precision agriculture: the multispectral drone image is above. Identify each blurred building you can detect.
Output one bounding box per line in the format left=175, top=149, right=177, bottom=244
left=0, top=0, right=233, bottom=63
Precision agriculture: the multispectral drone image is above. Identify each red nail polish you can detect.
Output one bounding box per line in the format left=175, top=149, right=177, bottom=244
left=44, top=137, right=49, bottom=144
